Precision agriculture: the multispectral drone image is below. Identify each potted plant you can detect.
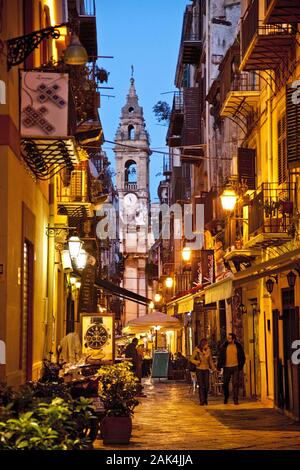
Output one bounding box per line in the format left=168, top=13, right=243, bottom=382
left=97, top=362, right=140, bottom=444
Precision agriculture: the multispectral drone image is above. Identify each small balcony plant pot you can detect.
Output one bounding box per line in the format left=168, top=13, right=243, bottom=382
left=100, top=416, right=132, bottom=445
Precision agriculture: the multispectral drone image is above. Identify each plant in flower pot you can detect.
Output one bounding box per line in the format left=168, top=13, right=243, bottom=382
left=97, top=362, right=140, bottom=445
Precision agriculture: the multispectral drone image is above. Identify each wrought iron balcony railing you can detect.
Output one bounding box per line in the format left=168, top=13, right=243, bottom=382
left=240, top=0, right=295, bottom=71
left=248, top=182, right=297, bottom=238
left=125, top=182, right=137, bottom=192
left=220, top=72, right=260, bottom=109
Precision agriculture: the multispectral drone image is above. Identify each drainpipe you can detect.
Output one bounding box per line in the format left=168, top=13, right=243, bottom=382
left=205, top=0, right=211, bottom=191
left=45, top=179, right=55, bottom=359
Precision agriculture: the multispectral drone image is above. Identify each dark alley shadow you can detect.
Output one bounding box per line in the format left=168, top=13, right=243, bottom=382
left=206, top=408, right=300, bottom=431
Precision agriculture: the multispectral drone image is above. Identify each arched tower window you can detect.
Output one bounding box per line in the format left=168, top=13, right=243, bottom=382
left=128, top=125, right=135, bottom=140
left=125, top=160, right=137, bottom=189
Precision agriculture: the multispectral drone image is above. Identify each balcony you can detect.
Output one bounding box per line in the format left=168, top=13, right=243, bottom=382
left=175, top=6, right=202, bottom=86
left=223, top=216, right=260, bottom=273
left=78, top=1, right=97, bottom=59
left=57, top=168, right=93, bottom=218
left=220, top=73, right=260, bottom=118
left=175, top=271, right=193, bottom=296
left=163, top=154, right=172, bottom=178
left=245, top=182, right=297, bottom=249
left=264, top=0, right=300, bottom=24
left=125, top=182, right=137, bottom=192
left=240, top=0, right=295, bottom=71
left=167, top=92, right=184, bottom=148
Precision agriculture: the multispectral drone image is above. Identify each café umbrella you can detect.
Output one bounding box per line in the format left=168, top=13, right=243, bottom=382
left=122, top=310, right=181, bottom=334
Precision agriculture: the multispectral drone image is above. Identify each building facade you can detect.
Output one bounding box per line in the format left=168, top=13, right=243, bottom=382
left=160, top=0, right=300, bottom=421
left=0, top=0, right=112, bottom=385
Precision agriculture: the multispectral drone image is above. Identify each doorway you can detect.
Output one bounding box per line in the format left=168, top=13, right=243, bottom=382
left=21, top=240, right=34, bottom=381
left=281, top=288, right=300, bottom=418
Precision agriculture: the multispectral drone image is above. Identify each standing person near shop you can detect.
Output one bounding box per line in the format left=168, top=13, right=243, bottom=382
left=124, top=338, right=139, bottom=377
left=190, top=338, right=216, bottom=406
left=217, top=333, right=245, bottom=405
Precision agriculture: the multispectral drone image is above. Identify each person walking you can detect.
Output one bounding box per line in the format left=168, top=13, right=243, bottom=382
left=190, top=338, right=216, bottom=405
left=217, top=333, right=245, bottom=405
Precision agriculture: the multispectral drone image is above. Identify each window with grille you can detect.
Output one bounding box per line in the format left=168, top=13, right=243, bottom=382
left=278, top=114, right=287, bottom=185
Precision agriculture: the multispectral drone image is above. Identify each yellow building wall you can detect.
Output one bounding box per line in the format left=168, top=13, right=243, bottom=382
left=0, top=0, right=66, bottom=385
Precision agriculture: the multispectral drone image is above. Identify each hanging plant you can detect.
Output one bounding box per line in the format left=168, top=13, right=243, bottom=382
left=95, top=67, right=109, bottom=83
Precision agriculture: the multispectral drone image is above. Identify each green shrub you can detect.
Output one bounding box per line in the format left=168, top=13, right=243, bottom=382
left=0, top=395, right=97, bottom=450
left=97, top=362, right=140, bottom=417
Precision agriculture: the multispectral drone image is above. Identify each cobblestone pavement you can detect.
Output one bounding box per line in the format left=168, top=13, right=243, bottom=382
left=95, top=379, right=300, bottom=450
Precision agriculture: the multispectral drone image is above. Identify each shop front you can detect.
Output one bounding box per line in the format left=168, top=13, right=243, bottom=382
left=233, top=247, right=300, bottom=419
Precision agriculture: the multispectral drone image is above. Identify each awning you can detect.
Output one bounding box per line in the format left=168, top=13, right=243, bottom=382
left=166, top=287, right=204, bottom=315
left=177, top=296, right=194, bottom=314
left=204, top=278, right=233, bottom=304
left=167, top=305, right=175, bottom=316
left=233, top=247, right=300, bottom=287
left=95, top=278, right=151, bottom=306
left=73, top=269, right=151, bottom=306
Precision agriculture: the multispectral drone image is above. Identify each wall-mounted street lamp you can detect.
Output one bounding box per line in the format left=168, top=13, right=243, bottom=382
left=266, top=275, right=278, bottom=294
left=287, top=270, right=297, bottom=288
left=149, top=301, right=155, bottom=310
left=165, top=277, right=174, bottom=289
left=68, top=235, right=82, bottom=259
left=61, top=250, right=73, bottom=271
left=76, top=249, right=88, bottom=270
left=6, top=22, right=88, bottom=70
left=238, top=303, right=247, bottom=315
left=63, top=33, right=88, bottom=66
left=220, top=188, right=238, bottom=212
left=154, top=293, right=162, bottom=303
left=182, top=247, right=192, bottom=262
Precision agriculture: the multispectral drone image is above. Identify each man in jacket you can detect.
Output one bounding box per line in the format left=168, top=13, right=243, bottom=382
left=217, top=333, right=245, bottom=405
left=124, top=338, right=139, bottom=376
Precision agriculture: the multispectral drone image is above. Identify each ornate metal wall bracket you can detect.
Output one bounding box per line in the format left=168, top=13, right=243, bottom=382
left=21, top=138, right=75, bottom=180
left=46, top=225, right=77, bottom=238
left=7, top=22, right=69, bottom=70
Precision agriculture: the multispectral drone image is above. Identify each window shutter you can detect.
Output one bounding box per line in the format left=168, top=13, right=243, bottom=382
left=286, top=83, right=300, bottom=168
left=278, top=115, right=287, bottom=185
left=237, top=147, right=256, bottom=190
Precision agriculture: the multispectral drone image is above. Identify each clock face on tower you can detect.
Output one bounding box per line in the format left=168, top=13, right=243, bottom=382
left=124, top=192, right=138, bottom=207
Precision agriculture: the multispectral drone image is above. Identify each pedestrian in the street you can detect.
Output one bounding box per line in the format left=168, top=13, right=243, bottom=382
left=217, top=333, right=245, bottom=405
left=190, top=338, right=216, bottom=405
left=124, top=338, right=139, bottom=377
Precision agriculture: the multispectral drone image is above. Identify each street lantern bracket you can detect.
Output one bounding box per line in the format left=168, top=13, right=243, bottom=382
left=46, top=225, right=77, bottom=238
left=7, top=22, right=69, bottom=70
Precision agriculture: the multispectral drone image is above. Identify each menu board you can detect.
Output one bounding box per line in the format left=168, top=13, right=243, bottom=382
left=151, top=351, right=169, bottom=379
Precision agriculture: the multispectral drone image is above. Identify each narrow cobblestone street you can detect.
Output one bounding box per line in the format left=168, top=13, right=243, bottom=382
left=95, top=380, right=300, bottom=450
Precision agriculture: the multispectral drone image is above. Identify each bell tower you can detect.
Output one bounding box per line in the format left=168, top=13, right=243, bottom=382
left=114, top=76, right=151, bottom=323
